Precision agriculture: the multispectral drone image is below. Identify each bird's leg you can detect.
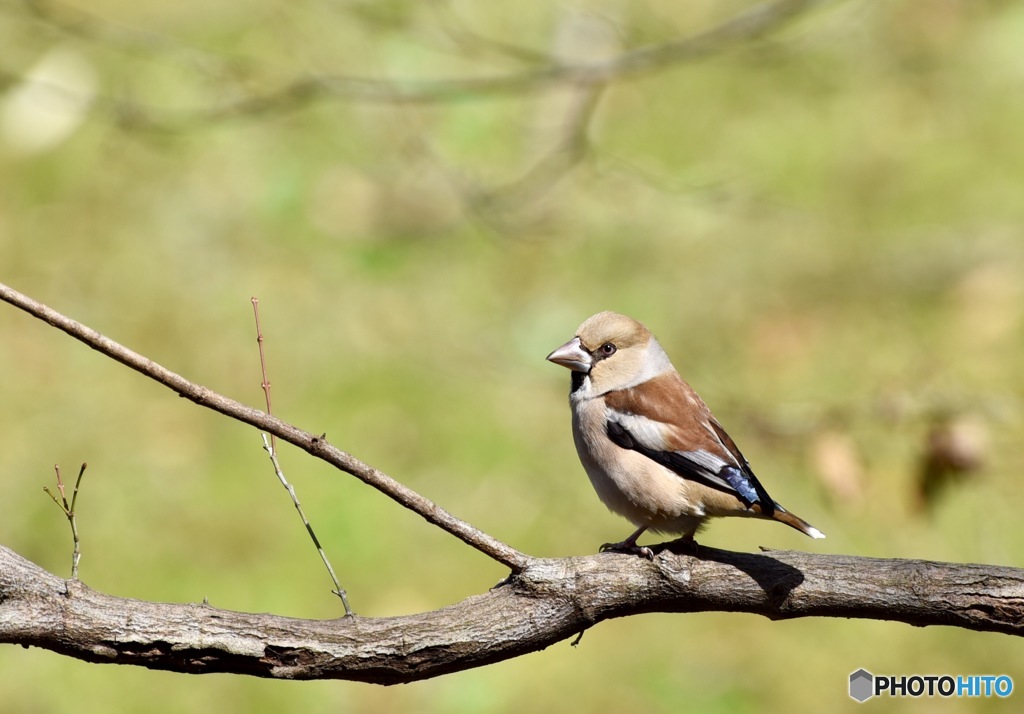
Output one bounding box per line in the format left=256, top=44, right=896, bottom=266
left=600, top=525, right=654, bottom=560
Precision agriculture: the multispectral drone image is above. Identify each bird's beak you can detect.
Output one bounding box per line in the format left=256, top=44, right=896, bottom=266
left=546, top=336, right=592, bottom=373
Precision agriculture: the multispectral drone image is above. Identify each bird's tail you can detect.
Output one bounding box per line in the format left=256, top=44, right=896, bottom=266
left=770, top=505, right=826, bottom=539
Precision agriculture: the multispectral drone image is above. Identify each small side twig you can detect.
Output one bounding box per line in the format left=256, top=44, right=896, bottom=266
left=43, top=462, right=86, bottom=579
left=251, top=297, right=353, bottom=616
left=260, top=434, right=351, bottom=615
left=251, top=297, right=275, bottom=454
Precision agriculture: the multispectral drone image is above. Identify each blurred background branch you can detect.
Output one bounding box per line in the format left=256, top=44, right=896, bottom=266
left=2, top=0, right=833, bottom=227
left=11, top=0, right=827, bottom=114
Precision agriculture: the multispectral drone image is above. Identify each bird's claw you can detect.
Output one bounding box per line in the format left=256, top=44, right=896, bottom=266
left=600, top=541, right=655, bottom=560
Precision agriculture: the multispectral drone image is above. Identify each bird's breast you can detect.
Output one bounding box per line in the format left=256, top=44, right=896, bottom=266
left=570, top=397, right=706, bottom=529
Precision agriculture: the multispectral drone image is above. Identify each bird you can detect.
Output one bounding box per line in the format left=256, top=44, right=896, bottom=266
left=546, top=311, right=824, bottom=558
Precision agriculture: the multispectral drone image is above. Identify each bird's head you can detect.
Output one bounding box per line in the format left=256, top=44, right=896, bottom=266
left=546, top=311, right=671, bottom=394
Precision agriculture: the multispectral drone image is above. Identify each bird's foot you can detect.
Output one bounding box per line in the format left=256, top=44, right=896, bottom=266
left=600, top=540, right=654, bottom=560
left=665, top=535, right=700, bottom=556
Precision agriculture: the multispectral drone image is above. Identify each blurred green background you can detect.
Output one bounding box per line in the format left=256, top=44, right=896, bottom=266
left=2, top=0, right=1023, bottom=712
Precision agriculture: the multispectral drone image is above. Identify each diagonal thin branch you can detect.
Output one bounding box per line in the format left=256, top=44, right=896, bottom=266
left=0, top=281, right=528, bottom=572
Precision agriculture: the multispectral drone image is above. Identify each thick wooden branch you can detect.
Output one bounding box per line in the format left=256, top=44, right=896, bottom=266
left=1, top=544, right=1021, bottom=684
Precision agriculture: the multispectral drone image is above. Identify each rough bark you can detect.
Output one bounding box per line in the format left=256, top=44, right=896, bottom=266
left=2, top=543, right=1022, bottom=684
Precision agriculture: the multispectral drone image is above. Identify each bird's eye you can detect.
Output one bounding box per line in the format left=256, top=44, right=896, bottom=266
left=600, top=343, right=616, bottom=356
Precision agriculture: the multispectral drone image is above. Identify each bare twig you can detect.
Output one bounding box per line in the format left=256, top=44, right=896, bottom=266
left=250, top=298, right=275, bottom=454
left=250, top=297, right=352, bottom=615
left=260, top=434, right=352, bottom=615
left=0, top=281, right=528, bottom=572
left=42, top=462, right=86, bottom=578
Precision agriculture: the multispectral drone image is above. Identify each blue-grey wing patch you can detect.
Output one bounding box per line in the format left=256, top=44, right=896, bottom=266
left=718, top=465, right=771, bottom=511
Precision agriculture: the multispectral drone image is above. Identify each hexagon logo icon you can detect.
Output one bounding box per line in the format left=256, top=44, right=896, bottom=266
left=850, top=669, right=874, bottom=702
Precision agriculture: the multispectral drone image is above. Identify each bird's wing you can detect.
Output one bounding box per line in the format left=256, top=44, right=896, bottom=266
left=603, top=373, right=775, bottom=513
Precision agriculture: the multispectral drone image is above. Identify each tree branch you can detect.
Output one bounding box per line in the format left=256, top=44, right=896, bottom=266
left=2, top=543, right=1021, bottom=684
left=3, top=280, right=1021, bottom=683
left=0, top=280, right=527, bottom=572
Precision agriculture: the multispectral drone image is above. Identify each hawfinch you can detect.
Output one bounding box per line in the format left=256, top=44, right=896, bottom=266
left=547, top=311, right=824, bottom=557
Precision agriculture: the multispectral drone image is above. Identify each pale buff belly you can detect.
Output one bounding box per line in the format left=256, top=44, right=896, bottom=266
left=571, top=397, right=754, bottom=536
